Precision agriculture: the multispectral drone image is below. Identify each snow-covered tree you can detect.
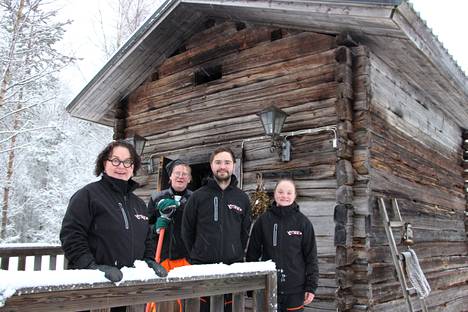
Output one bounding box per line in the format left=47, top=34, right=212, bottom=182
left=4, top=86, right=109, bottom=243
left=94, top=0, right=153, bottom=58
left=0, top=0, right=76, bottom=239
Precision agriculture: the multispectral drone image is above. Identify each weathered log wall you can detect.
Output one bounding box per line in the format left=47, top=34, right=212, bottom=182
left=352, top=47, right=468, bottom=311
left=125, top=21, right=343, bottom=311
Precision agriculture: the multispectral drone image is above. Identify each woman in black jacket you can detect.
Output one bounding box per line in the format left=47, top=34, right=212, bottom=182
left=247, top=178, right=318, bottom=312
left=60, top=141, right=167, bottom=312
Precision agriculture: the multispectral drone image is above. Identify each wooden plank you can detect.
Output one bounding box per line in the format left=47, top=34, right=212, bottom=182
left=210, top=295, right=224, bottom=311
left=49, top=255, right=57, bottom=271
left=1, top=256, right=9, bottom=270
left=232, top=292, right=245, bottom=312
left=18, top=256, right=26, bottom=271
left=185, top=298, right=200, bottom=312
left=0, top=272, right=272, bottom=312
left=33, top=256, right=42, bottom=271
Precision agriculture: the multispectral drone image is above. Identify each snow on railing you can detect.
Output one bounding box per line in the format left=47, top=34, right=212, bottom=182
left=0, top=244, right=277, bottom=311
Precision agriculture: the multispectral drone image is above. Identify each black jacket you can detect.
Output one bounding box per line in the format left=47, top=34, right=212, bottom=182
left=246, top=202, right=319, bottom=295
left=182, top=175, right=251, bottom=264
left=147, top=187, right=192, bottom=261
left=60, top=174, right=153, bottom=269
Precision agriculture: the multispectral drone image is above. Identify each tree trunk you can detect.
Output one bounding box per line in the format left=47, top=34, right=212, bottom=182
left=0, top=0, right=25, bottom=109
left=1, top=103, right=21, bottom=239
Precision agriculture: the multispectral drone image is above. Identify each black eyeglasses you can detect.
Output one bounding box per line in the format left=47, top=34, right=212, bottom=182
left=107, top=158, right=134, bottom=168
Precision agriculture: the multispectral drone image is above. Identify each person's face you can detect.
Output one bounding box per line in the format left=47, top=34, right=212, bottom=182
left=104, top=146, right=134, bottom=181
left=274, top=180, right=296, bottom=207
left=170, top=164, right=191, bottom=192
left=210, top=151, right=235, bottom=182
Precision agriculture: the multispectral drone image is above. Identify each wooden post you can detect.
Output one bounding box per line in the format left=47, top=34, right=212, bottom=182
left=33, top=255, right=42, bottom=271
left=232, top=292, right=245, bottom=312
left=184, top=298, right=200, bottom=312
left=210, top=295, right=224, bottom=311
left=334, top=34, right=356, bottom=311
left=265, top=271, right=277, bottom=311
left=1, top=256, right=9, bottom=270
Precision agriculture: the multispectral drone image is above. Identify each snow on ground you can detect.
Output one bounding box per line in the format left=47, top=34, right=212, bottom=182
left=0, top=260, right=275, bottom=307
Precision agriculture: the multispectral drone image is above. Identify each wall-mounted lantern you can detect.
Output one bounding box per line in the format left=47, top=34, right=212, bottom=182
left=256, top=105, right=291, bottom=161
left=125, top=134, right=154, bottom=173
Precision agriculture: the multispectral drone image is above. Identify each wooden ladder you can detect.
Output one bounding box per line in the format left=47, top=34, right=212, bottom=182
left=377, top=197, right=429, bottom=312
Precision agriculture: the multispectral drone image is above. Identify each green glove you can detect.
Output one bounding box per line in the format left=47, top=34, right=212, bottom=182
left=157, top=198, right=179, bottom=218
left=154, top=217, right=171, bottom=234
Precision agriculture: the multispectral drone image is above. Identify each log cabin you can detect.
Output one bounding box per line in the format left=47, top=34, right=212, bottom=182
left=66, top=0, right=468, bottom=311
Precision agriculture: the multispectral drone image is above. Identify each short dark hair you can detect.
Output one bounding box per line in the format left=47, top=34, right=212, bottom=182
left=209, top=146, right=236, bottom=164
left=94, top=140, right=141, bottom=176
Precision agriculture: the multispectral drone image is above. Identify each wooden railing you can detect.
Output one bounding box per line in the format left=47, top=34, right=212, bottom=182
left=0, top=245, right=277, bottom=311
left=0, top=244, right=66, bottom=271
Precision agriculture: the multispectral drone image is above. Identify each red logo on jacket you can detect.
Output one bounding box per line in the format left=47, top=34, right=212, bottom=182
left=228, top=204, right=243, bottom=213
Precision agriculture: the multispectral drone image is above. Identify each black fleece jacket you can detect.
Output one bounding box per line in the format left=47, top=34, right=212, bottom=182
left=246, top=202, right=319, bottom=295
left=60, top=173, right=153, bottom=269
left=182, top=175, right=251, bottom=264
left=147, top=187, right=192, bottom=261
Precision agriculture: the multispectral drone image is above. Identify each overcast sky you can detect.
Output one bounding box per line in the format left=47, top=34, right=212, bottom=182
left=57, top=0, right=467, bottom=96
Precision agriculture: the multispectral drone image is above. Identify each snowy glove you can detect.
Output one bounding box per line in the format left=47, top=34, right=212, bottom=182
left=154, top=217, right=171, bottom=234
left=145, top=258, right=168, bottom=277
left=88, top=263, right=123, bottom=283
left=157, top=198, right=179, bottom=216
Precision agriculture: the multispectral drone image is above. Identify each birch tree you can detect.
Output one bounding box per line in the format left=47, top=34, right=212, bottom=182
left=0, top=0, right=75, bottom=239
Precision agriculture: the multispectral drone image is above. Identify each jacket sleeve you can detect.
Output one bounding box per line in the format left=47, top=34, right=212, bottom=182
left=59, top=188, right=96, bottom=269
left=241, top=195, right=252, bottom=251
left=147, top=192, right=160, bottom=225
left=246, top=218, right=263, bottom=262
left=143, top=220, right=155, bottom=260
left=181, top=193, right=197, bottom=255
left=302, top=218, right=319, bottom=294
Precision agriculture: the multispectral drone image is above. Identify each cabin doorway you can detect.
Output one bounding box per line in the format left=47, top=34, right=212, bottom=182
left=157, top=156, right=212, bottom=192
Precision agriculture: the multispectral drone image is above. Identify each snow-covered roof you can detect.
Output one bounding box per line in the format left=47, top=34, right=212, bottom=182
left=66, top=0, right=468, bottom=128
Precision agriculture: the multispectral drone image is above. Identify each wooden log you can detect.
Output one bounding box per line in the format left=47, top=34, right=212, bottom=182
left=336, top=160, right=354, bottom=186
left=336, top=99, right=353, bottom=121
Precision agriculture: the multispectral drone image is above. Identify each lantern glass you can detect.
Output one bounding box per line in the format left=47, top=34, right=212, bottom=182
left=126, top=134, right=146, bottom=156
left=257, top=106, right=288, bottom=137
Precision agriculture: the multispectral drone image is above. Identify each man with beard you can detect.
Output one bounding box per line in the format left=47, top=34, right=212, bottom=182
left=182, top=146, right=251, bottom=312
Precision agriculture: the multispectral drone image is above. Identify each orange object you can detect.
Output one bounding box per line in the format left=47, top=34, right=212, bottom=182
left=155, top=228, right=165, bottom=263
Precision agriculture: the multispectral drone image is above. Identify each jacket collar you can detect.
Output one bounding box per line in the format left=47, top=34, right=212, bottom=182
left=102, top=173, right=139, bottom=195
left=205, top=175, right=238, bottom=191
left=270, top=201, right=299, bottom=218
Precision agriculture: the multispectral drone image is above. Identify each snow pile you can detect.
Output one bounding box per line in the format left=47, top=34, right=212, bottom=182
left=0, top=260, right=158, bottom=307
left=168, top=261, right=276, bottom=278
left=0, top=260, right=275, bottom=307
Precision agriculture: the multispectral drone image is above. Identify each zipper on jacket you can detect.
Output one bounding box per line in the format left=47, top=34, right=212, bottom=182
left=213, top=196, right=219, bottom=222
left=118, top=202, right=129, bottom=230
left=273, top=223, right=278, bottom=247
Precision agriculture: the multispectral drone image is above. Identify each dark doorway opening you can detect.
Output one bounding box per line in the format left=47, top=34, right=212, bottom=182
left=158, top=157, right=211, bottom=192
left=188, top=162, right=211, bottom=191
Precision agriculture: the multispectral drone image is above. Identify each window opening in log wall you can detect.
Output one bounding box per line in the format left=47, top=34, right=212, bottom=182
left=194, top=65, right=222, bottom=85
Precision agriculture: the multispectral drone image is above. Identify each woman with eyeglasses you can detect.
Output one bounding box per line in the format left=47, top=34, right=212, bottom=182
left=60, top=141, right=167, bottom=311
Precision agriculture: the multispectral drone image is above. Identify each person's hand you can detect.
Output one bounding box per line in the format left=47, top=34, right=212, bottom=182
left=157, top=198, right=179, bottom=216
left=304, top=292, right=315, bottom=305
left=154, top=217, right=171, bottom=234
left=144, top=258, right=168, bottom=277
left=88, top=263, right=123, bottom=282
